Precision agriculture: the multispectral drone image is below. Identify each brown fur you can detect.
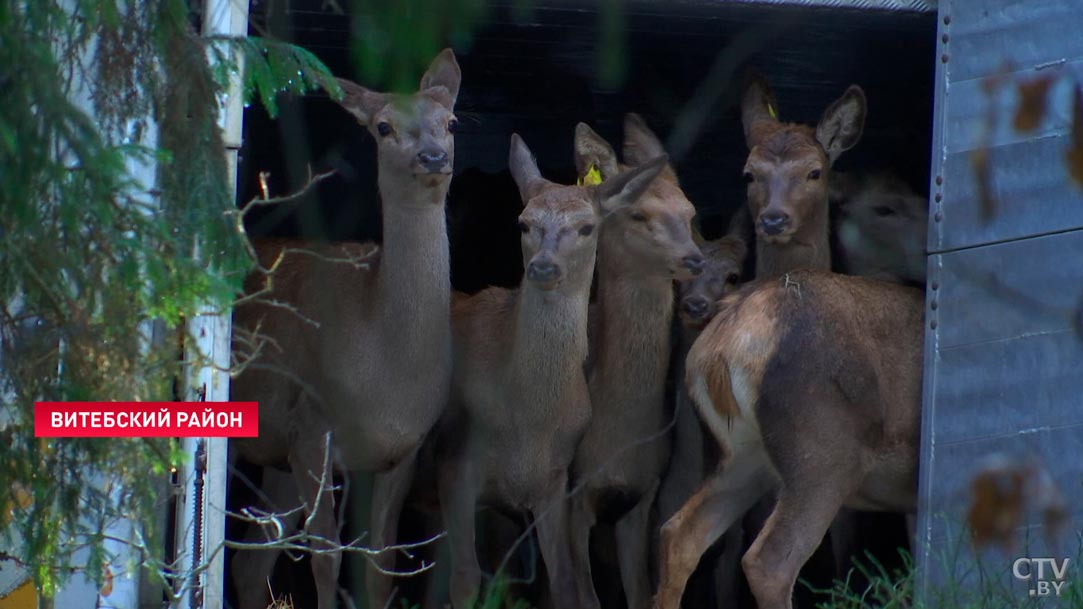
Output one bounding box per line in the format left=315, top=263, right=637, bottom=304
left=654, top=77, right=924, bottom=609
left=229, top=50, right=461, bottom=609
left=437, top=134, right=669, bottom=609
left=568, top=117, right=704, bottom=609
left=832, top=172, right=929, bottom=285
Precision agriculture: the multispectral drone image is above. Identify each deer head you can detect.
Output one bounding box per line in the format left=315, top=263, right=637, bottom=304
left=573, top=114, right=705, bottom=280
left=509, top=133, right=668, bottom=291
left=740, top=75, right=866, bottom=245
left=833, top=173, right=929, bottom=284
left=334, top=48, right=461, bottom=194
left=677, top=234, right=748, bottom=328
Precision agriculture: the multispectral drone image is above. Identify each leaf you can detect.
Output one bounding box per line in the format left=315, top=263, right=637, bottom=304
left=1066, top=84, right=1083, bottom=189
left=1013, top=74, right=1055, bottom=133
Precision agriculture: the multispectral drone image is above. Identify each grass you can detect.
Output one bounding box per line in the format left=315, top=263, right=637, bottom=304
left=804, top=539, right=1083, bottom=609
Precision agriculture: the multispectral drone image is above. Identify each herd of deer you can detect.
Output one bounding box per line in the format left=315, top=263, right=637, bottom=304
left=229, top=49, right=929, bottom=609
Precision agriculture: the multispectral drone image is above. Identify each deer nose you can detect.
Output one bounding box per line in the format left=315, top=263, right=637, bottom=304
left=682, top=255, right=706, bottom=275
left=526, top=260, right=561, bottom=284
left=760, top=211, right=790, bottom=235
left=417, top=150, right=448, bottom=172
left=681, top=296, right=710, bottom=319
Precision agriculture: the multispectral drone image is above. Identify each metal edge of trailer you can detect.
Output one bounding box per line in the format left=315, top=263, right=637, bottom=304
left=914, top=0, right=948, bottom=599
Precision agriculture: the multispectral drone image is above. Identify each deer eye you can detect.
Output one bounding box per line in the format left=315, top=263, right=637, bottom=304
left=630, top=211, right=648, bottom=222
left=377, top=122, right=393, bottom=137
left=742, top=171, right=755, bottom=184
left=448, top=119, right=459, bottom=134
left=578, top=224, right=595, bottom=236
left=726, top=273, right=740, bottom=285
left=807, top=169, right=822, bottom=181
left=518, top=220, right=530, bottom=234
left=873, top=205, right=896, bottom=217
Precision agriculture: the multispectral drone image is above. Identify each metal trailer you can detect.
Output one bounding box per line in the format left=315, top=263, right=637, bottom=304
left=916, top=0, right=1083, bottom=600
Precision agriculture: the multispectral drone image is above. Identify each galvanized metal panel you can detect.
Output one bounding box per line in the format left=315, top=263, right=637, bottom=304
left=933, top=230, right=1083, bottom=348
left=930, top=330, right=1083, bottom=444
left=945, top=63, right=1082, bottom=155
left=936, top=135, right=1083, bottom=252
left=945, top=0, right=1083, bottom=84
left=918, top=0, right=1083, bottom=601
left=925, top=0, right=1083, bottom=252
left=923, top=428, right=1083, bottom=544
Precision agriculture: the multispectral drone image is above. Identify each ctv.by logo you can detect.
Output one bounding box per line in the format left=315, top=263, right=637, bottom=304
left=1013, top=557, right=1071, bottom=597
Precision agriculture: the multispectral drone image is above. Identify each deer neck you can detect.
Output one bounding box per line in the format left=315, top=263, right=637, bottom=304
left=373, top=173, right=451, bottom=345
left=755, top=200, right=831, bottom=278
left=509, top=279, right=592, bottom=390
left=591, top=239, right=675, bottom=405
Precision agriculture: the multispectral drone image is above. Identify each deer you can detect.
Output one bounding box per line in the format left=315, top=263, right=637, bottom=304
left=653, top=76, right=925, bottom=609
left=567, top=115, right=705, bottom=609
left=229, top=49, right=461, bottom=609
left=831, top=172, right=929, bottom=286
left=437, top=133, right=670, bottom=609
left=656, top=214, right=749, bottom=608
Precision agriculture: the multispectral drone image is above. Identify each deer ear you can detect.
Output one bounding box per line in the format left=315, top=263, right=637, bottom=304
left=335, top=77, right=387, bottom=126
left=420, top=48, right=461, bottom=108
left=816, top=85, right=867, bottom=164
left=741, top=72, right=780, bottom=150
left=622, top=114, right=667, bottom=166
left=574, top=123, right=619, bottom=182
left=509, top=134, right=548, bottom=202
left=594, top=154, right=667, bottom=216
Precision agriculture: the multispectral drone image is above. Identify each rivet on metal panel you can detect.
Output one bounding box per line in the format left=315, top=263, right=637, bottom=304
left=941, top=33, right=949, bottom=43
left=943, top=14, right=951, bottom=25
left=935, top=175, right=943, bottom=186
left=935, top=211, right=942, bottom=222
left=935, top=193, right=942, bottom=203
left=941, top=54, right=949, bottom=64
left=930, top=320, right=938, bottom=330
left=931, top=281, right=939, bottom=290
left=931, top=300, right=938, bottom=311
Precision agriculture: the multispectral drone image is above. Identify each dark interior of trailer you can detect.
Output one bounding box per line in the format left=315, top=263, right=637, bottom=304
left=229, top=1, right=935, bottom=607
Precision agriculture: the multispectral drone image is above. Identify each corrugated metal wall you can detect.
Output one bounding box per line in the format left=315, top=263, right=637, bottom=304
left=917, top=0, right=1083, bottom=601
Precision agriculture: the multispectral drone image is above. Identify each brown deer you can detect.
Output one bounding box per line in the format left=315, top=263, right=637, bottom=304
left=832, top=172, right=929, bottom=285
left=229, top=49, right=461, bottom=609
left=653, top=78, right=925, bottom=609
left=437, top=134, right=670, bottom=609
left=568, top=115, right=705, bottom=609
left=658, top=219, right=750, bottom=609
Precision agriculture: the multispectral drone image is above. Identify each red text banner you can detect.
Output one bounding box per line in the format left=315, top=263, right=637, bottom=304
left=34, top=402, right=259, bottom=437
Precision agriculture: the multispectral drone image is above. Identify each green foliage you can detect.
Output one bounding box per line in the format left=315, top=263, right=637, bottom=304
left=350, top=0, right=490, bottom=92
left=208, top=36, right=344, bottom=118
left=805, top=550, right=914, bottom=609
left=348, top=0, right=628, bottom=92
left=0, top=0, right=339, bottom=599
left=807, top=536, right=1083, bottom=609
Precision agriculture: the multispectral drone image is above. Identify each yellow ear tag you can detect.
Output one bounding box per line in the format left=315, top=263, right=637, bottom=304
left=578, top=164, right=604, bottom=186
left=767, top=102, right=778, bottom=121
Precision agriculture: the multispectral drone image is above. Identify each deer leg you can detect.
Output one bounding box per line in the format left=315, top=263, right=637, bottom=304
left=615, top=480, right=659, bottom=609
left=366, top=446, right=421, bottom=609
left=741, top=466, right=863, bottom=609
left=440, top=461, right=481, bottom=609
left=290, top=431, right=342, bottom=609
left=232, top=466, right=304, bottom=609
left=653, top=447, right=774, bottom=609
left=569, top=489, right=601, bottom=609
left=533, top=471, right=578, bottom=609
